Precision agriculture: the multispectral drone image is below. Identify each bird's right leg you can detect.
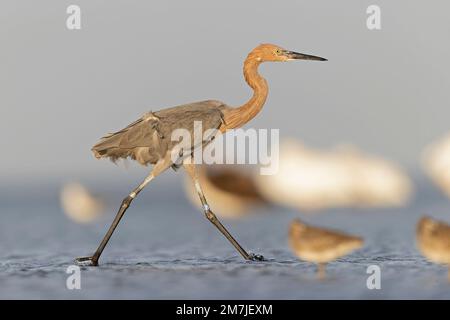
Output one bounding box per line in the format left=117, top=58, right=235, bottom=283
left=75, top=158, right=170, bottom=266
left=183, top=162, right=264, bottom=261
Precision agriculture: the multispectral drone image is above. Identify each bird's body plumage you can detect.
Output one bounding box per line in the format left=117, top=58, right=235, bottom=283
left=92, top=100, right=227, bottom=166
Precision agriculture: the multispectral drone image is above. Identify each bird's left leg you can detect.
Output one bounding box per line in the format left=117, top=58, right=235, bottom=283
left=183, top=162, right=264, bottom=261
left=75, top=156, right=171, bottom=266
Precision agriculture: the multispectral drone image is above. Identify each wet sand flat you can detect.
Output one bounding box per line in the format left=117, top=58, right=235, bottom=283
left=0, top=185, right=449, bottom=299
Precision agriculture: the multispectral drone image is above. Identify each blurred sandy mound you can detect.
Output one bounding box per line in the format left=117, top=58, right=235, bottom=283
left=184, top=165, right=268, bottom=219
left=60, top=182, right=105, bottom=223
left=255, top=140, right=412, bottom=211
left=423, top=133, right=450, bottom=198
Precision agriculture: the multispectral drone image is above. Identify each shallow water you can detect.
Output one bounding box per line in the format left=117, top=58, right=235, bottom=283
left=1, top=181, right=450, bottom=299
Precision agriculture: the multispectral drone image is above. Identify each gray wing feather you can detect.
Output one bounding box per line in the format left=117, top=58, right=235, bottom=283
left=92, top=100, right=226, bottom=166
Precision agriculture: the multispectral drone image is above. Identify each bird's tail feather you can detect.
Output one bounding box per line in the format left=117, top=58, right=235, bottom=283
left=91, top=133, right=132, bottom=163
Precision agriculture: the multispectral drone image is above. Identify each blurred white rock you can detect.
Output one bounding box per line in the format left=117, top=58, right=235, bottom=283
left=255, top=140, right=412, bottom=211
left=423, top=133, right=450, bottom=198
left=60, top=182, right=105, bottom=223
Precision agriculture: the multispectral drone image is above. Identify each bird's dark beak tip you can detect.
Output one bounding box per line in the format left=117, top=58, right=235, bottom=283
left=286, top=50, right=327, bottom=62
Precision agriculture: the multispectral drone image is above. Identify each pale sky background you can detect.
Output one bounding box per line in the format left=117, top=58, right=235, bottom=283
left=1, top=1, right=449, bottom=185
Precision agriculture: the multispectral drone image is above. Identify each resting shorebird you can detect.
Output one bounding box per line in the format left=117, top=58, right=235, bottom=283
left=289, top=219, right=363, bottom=278
left=417, top=216, right=450, bottom=280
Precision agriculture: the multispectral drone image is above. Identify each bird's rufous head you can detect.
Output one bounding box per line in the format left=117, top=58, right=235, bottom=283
left=249, top=43, right=327, bottom=63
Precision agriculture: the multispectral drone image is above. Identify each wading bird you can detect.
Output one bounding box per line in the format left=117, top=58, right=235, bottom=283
left=289, top=219, right=363, bottom=278
left=417, top=216, right=450, bottom=280
left=76, top=44, right=327, bottom=266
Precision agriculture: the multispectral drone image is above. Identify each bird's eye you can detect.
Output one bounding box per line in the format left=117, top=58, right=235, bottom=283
left=275, top=49, right=282, bottom=55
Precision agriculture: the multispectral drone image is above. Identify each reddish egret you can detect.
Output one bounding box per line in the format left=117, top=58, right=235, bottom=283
left=76, top=44, right=327, bottom=266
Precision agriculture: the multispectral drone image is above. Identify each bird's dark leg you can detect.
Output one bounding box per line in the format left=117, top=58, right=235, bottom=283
left=75, top=174, right=154, bottom=266
left=183, top=162, right=264, bottom=261
left=75, top=159, right=170, bottom=266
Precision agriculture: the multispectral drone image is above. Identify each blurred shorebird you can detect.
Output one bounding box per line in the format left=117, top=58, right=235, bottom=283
left=60, top=182, right=105, bottom=223
left=289, top=219, right=363, bottom=278
left=423, top=134, right=450, bottom=199
left=417, top=216, right=450, bottom=280
left=183, top=166, right=268, bottom=219
left=256, top=140, right=412, bottom=211
left=76, top=44, right=327, bottom=266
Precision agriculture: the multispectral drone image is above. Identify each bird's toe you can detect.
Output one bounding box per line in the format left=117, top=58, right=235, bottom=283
left=75, top=256, right=98, bottom=267
left=248, top=253, right=265, bottom=261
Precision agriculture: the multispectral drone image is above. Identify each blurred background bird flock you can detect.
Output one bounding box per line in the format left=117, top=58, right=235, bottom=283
left=60, top=132, right=450, bottom=279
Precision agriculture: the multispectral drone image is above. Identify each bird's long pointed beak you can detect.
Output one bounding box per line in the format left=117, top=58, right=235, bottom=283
left=284, top=50, right=327, bottom=61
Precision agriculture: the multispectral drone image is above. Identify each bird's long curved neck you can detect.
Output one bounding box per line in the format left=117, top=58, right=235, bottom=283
left=223, top=55, right=268, bottom=129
